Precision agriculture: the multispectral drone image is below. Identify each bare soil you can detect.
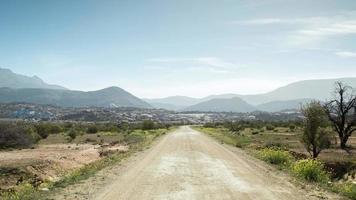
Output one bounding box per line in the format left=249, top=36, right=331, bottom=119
left=0, top=143, right=128, bottom=190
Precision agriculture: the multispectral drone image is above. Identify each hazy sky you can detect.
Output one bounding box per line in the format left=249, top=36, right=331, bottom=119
left=1, top=0, right=356, bottom=98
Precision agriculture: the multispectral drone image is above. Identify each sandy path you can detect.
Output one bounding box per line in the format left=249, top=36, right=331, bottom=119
left=91, top=126, right=340, bottom=200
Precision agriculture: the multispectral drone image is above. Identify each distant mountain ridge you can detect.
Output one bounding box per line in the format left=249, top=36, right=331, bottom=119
left=147, top=77, right=356, bottom=112
left=0, top=68, right=66, bottom=90
left=183, top=97, right=256, bottom=113
left=255, top=98, right=313, bottom=112
left=2, top=68, right=356, bottom=112
left=0, top=87, right=152, bottom=108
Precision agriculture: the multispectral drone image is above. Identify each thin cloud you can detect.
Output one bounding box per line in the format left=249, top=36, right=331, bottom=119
left=289, top=20, right=356, bottom=46
left=335, top=51, right=356, bottom=58
left=231, top=17, right=327, bottom=25
left=232, top=15, right=356, bottom=46
left=146, top=57, right=239, bottom=73
left=231, top=18, right=284, bottom=25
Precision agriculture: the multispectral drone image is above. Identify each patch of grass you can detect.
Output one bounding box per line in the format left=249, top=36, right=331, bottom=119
left=0, top=183, right=40, bottom=200
left=331, top=182, right=356, bottom=200
left=193, top=127, right=251, bottom=148
left=291, top=159, right=330, bottom=183
left=52, top=150, right=130, bottom=188
left=257, top=148, right=293, bottom=167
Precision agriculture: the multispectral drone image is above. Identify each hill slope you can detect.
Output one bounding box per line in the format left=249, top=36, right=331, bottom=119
left=0, top=68, right=66, bottom=90
left=256, top=98, right=313, bottom=112
left=144, top=96, right=200, bottom=110
left=183, top=97, right=256, bottom=112
left=0, top=87, right=151, bottom=108
left=147, top=77, right=356, bottom=111
left=240, top=77, right=356, bottom=105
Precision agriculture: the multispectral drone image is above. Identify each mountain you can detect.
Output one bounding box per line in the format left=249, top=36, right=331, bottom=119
left=144, top=96, right=200, bottom=110
left=0, top=87, right=151, bottom=108
left=148, top=102, right=182, bottom=111
left=240, top=77, right=356, bottom=105
left=256, top=98, right=313, bottom=112
left=0, top=68, right=66, bottom=90
left=147, top=77, right=356, bottom=111
left=183, top=97, right=256, bottom=113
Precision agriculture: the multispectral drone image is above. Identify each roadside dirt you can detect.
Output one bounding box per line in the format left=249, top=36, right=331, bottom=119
left=0, top=143, right=128, bottom=190
left=52, top=126, right=344, bottom=200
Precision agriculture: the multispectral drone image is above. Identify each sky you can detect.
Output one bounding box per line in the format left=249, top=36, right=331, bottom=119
left=0, top=0, right=356, bottom=98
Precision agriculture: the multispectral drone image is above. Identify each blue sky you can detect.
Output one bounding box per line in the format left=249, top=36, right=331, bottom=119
left=1, top=0, right=356, bottom=98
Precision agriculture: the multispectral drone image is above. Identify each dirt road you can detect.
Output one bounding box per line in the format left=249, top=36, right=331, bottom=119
left=91, top=126, right=339, bottom=200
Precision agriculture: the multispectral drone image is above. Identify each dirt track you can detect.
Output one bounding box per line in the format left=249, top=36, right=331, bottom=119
left=89, top=126, right=340, bottom=200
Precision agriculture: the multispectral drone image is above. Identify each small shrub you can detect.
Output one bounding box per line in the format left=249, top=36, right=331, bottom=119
left=266, top=124, right=275, bottom=131
left=252, top=130, right=259, bottom=135
left=258, top=148, right=293, bottom=166
left=141, top=120, right=155, bottom=130
left=264, top=141, right=288, bottom=149
left=291, top=159, right=330, bottom=183
left=0, top=123, right=38, bottom=149
left=86, top=126, right=98, bottom=134
left=67, top=129, right=77, bottom=142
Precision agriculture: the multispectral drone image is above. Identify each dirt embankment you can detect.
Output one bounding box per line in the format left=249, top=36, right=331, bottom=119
left=0, top=143, right=128, bottom=190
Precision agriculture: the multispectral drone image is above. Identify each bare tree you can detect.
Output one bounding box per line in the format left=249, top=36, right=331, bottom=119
left=324, top=82, right=356, bottom=149
left=302, top=101, right=331, bottom=158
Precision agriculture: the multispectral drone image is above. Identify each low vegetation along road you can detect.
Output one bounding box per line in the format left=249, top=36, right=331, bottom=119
left=78, top=126, right=336, bottom=200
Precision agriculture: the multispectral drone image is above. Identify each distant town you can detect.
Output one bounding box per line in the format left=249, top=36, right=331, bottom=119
left=0, top=102, right=303, bottom=124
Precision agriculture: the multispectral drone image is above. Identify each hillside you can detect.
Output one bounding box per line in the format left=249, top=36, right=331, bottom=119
left=183, top=97, right=256, bottom=112
left=0, top=68, right=66, bottom=90
left=240, top=77, right=356, bottom=105
left=144, top=96, right=200, bottom=110
left=256, top=98, right=313, bottom=112
left=0, top=87, right=151, bottom=108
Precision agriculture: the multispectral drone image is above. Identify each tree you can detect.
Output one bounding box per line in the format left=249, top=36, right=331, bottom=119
left=324, top=82, right=356, bottom=149
left=141, top=120, right=155, bottom=130
left=301, top=101, right=331, bottom=158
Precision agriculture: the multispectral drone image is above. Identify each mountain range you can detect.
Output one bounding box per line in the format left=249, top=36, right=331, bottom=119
left=0, top=68, right=151, bottom=108
left=183, top=97, right=256, bottom=113
left=1, top=67, right=356, bottom=112
left=0, top=68, right=66, bottom=90
left=147, top=78, right=356, bottom=112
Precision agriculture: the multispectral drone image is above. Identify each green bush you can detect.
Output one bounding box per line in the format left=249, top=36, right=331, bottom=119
left=252, top=130, right=259, bottom=135
left=0, top=123, right=39, bottom=149
left=86, top=126, right=98, bottom=134
left=141, top=120, right=155, bottom=130
left=258, top=148, right=293, bottom=166
left=67, top=129, right=77, bottom=142
left=34, top=123, right=62, bottom=139
left=291, top=159, right=330, bottom=183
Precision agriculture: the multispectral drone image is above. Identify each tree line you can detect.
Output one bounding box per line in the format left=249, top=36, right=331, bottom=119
left=0, top=120, right=172, bottom=149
